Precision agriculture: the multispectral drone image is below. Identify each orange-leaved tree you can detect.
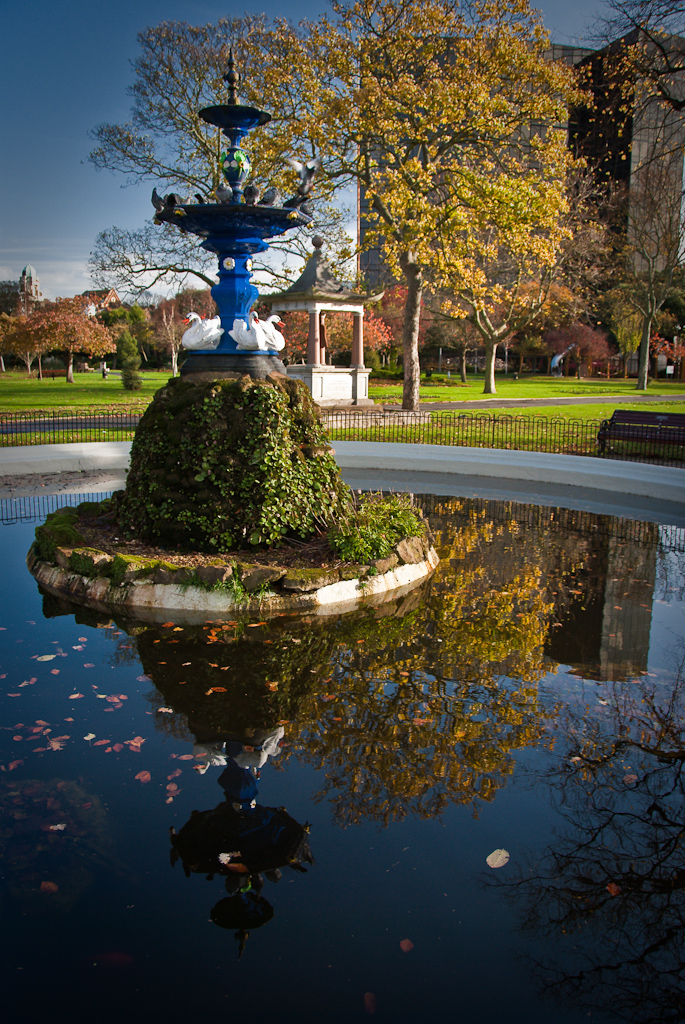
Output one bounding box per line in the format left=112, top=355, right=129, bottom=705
left=19, top=298, right=115, bottom=382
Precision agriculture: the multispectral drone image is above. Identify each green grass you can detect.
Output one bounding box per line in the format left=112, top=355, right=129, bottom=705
left=434, top=401, right=685, bottom=420
left=0, top=370, right=171, bottom=413
left=1, top=368, right=684, bottom=422
left=368, top=373, right=685, bottom=404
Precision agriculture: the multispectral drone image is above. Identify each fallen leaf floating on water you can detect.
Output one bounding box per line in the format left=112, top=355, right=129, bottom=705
left=48, top=823, right=67, bottom=831
left=177, top=754, right=194, bottom=760
left=78, top=637, right=87, bottom=642
left=364, top=993, right=377, bottom=1014
left=205, top=687, right=227, bottom=694
left=93, top=740, right=110, bottom=747
left=84, top=734, right=96, bottom=741
left=83, top=664, right=95, bottom=669
left=69, top=693, right=84, bottom=700
left=486, top=849, right=510, bottom=869
left=624, top=774, right=638, bottom=785
left=36, top=655, right=57, bottom=662
left=112, top=743, right=124, bottom=753
left=400, top=939, right=414, bottom=953
left=40, top=881, right=59, bottom=893
left=606, top=882, right=622, bottom=897
left=135, top=771, right=151, bottom=784
left=126, top=737, right=146, bottom=752
left=157, top=708, right=174, bottom=714
left=50, top=670, right=60, bottom=675
left=218, top=851, right=241, bottom=864
left=166, top=783, right=178, bottom=792
left=167, top=770, right=182, bottom=780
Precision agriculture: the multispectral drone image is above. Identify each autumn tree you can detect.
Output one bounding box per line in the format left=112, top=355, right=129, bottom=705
left=295, top=0, right=581, bottom=402
left=545, top=322, right=612, bottom=377
left=4, top=315, right=52, bottom=376
left=17, top=298, right=115, bottom=383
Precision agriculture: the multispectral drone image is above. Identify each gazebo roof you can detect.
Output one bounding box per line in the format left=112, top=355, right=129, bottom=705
left=267, top=237, right=384, bottom=309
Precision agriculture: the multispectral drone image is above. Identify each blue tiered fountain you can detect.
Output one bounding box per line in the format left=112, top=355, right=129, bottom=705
left=152, top=57, right=311, bottom=381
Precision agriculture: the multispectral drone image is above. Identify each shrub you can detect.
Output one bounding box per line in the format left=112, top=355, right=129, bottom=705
left=328, top=492, right=425, bottom=563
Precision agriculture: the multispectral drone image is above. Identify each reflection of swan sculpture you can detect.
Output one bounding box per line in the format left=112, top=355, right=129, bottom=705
left=229, top=311, right=285, bottom=352
left=181, top=312, right=224, bottom=350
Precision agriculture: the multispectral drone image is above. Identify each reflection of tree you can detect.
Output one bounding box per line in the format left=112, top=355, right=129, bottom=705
left=291, top=507, right=565, bottom=826
left=497, top=648, right=685, bottom=1024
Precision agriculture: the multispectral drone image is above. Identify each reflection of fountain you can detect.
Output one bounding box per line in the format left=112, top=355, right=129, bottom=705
left=152, top=54, right=311, bottom=382
left=171, top=736, right=313, bottom=958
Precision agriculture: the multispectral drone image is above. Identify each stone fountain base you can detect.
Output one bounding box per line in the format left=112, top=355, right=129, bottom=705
left=180, top=352, right=288, bottom=382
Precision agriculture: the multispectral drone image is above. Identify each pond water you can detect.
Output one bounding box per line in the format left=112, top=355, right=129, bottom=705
left=1, top=492, right=684, bottom=1024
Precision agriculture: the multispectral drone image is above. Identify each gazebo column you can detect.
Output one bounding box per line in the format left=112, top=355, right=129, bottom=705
left=307, top=309, right=321, bottom=365
left=351, top=311, right=364, bottom=367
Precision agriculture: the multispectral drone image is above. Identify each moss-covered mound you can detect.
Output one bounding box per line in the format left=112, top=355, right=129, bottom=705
left=115, top=373, right=349, bottom=553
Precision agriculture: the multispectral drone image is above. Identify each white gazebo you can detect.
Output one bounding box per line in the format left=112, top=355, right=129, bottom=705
left=268, top=237, right=383, bottom=407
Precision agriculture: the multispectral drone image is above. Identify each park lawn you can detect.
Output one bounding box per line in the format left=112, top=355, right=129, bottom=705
left=1, top=368, right=684, bottom=420
left=424, top=401, right=685, bottom=421
left=0, top=370, right=172, bottom=413
left=368, top=374, right=685, bottom=403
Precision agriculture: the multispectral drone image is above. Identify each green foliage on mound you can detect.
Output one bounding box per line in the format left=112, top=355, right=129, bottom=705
left=115, top=374, right=349, bottom=552
left=329, top=492, right=426, bottom=563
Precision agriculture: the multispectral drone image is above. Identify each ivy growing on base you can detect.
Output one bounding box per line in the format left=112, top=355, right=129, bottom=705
left=115, top=374, right=343, bottom=552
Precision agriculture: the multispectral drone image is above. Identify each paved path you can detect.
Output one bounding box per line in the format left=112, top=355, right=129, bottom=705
left=376, top=392, right=685, bottom=412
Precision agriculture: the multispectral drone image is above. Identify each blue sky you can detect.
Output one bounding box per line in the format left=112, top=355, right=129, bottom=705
left=0, top=0, right=608, bottom=300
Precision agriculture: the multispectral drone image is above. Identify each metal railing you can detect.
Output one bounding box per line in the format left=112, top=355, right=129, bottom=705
left=0, top=411, right=140, bottom=446
left=0, top=408, right=683, bottom=466
left=0, top=492, right=113, bottom=526
left=322, top=410, right=685, bottom=466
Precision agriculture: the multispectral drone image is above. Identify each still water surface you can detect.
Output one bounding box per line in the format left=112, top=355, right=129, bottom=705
left=0, top=494, right=684, bottom=1024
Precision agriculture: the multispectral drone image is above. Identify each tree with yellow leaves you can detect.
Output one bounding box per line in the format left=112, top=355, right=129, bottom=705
left=256, top=0, right=583, bottom=401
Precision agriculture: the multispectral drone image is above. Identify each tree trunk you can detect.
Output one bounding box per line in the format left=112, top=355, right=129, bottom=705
left=0, top=355, right=4, bottom=372
left=460, top=349, right=467, bottom=383
left=636, top=313, right=651, bottom=390
left=399, top=256, right=422, bottom=410
left=66, top=351, right=75, bottom=384
left=38, top=354, right=43, bottom=380
left=483, top=340, right=497, bottom=394
left=171, top=346, right=178, bottom=377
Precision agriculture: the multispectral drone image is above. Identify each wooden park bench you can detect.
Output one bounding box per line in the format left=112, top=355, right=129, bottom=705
left=597, top=409, right=685, bottom=458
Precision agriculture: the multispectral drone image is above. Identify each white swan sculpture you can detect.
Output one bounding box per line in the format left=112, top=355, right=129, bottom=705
left=181, top=312, right=224, bottom=350
left=229, top=311, right=285, bottom=352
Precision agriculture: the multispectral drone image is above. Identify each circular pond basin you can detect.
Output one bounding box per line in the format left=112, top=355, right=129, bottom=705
left=0, top=490, right=683, bottom=1024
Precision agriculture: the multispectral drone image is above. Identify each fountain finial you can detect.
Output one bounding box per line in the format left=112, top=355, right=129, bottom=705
left=224, top=50, right=240, bottom=105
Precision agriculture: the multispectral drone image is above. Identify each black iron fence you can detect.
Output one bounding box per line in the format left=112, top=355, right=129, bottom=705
left=322, top=410, right=685, bottom=466
left=1, top=409, right=683, bottom=466
left=0, top=411, right=140, bottom=446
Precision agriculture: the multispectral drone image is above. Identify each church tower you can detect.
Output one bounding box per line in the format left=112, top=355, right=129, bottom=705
left=19, top=265, right=43, bottom=313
